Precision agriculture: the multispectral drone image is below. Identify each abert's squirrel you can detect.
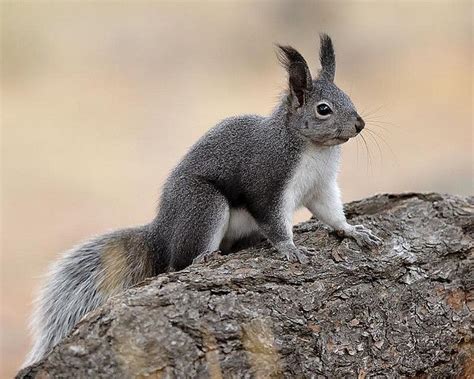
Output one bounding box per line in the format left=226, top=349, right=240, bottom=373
left=24, top=34, right=381, bottom=366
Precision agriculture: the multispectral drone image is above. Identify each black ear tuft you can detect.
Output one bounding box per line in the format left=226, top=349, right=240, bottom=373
left=319, top=34, right=336, bottom=82
left=276, top=44, right=313, bottom=108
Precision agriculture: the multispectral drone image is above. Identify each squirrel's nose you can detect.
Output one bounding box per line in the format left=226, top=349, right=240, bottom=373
left=355, top=116, right=365, bottom=133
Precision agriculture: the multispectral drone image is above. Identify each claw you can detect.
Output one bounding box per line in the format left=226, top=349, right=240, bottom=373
left=300, top=246, right=316, bottom=256
left=346, top=225, right=382, bottom=249
left=277, top=243, right=312, bottom=264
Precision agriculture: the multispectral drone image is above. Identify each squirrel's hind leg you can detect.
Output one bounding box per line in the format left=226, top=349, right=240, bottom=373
left=167, top=183, right=230, bottom=271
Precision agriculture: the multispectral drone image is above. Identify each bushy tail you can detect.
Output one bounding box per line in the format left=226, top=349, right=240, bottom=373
left=23, top=226, right=158, bottom=367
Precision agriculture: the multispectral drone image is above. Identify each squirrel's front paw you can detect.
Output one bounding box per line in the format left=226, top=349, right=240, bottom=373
left=345, top=224, right=382, bottom=249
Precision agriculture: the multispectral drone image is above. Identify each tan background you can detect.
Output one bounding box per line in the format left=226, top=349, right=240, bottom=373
left=1, top=1, right=472, bottom=377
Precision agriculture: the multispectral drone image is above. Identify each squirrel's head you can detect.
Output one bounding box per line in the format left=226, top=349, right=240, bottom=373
left=277, top=34, right=364, bottom=146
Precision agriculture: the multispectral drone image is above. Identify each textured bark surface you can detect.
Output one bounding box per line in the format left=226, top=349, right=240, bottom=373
left=18, top=193, right=473, bottom=378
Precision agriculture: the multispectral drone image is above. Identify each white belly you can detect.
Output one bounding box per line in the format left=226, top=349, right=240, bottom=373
left=223, top=207, right=259, bottom=242
left=283, top=145, right=341, bottom=214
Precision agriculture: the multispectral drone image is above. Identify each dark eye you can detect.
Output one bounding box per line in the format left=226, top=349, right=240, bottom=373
left=316, top=103, right=332, bottom=117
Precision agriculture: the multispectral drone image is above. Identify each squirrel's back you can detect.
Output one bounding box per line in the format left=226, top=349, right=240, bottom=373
left=23, top=225, right=159, bottom=367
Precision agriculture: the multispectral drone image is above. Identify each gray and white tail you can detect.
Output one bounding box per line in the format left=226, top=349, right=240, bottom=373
left=23, top=226, right=157, bottom=367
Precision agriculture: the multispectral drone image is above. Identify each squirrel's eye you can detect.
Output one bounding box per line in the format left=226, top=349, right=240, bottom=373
left=315, top=103, right=333, bottom=119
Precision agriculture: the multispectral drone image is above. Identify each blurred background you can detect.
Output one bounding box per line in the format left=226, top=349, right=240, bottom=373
left=1, top=1, right=472, bottom=376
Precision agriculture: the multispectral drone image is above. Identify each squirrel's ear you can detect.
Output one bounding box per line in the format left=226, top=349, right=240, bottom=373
left=276, top=44, right=313, bottom=108
left=318, top=34, right=336, bottom=82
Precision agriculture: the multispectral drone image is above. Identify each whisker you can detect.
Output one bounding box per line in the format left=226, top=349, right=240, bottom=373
left=365, top=121, right=395, bottom=135
left=364, top=117, right=395, bottom=124
left=366, top=123, right=391, bottom=134
left=359, top=133, right=372, bottom=174
left=365, top=127, right=399, bottom=165
left=361, top=104, right=385, bottom=119
left=355, top=135, right=360, bottom=166
left=364, top=118, right=398, bottom=127
left=364, top=129, right=384, bottom=164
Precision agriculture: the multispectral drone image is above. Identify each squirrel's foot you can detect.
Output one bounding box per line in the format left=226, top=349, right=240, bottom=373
left=193, top=250, right=222, bottom=265
left=276, top=242, right=313, bottom=264
left=342, top=224, right=382, bottom=249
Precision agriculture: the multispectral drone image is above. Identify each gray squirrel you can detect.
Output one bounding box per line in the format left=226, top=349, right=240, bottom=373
left=24, top=34, right=381, bottom=367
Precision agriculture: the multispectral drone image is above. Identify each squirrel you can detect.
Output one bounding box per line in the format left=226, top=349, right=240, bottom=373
left=24, top=34, right=381, bottom=367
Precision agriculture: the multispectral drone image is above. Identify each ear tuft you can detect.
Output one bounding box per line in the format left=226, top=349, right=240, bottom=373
left=319, top=33, right=336, bottom=82
left=276, top=44, right=312, bottom=108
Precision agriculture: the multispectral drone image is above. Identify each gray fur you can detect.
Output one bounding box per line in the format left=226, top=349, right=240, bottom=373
left=25, top=34, right=381, bottom=367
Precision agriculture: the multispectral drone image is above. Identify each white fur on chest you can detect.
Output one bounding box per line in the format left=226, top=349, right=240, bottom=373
left=283, top=145, right=341, bottom=214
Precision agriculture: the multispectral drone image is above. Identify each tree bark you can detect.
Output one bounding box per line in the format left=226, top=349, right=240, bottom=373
left=18, top=193, right=473, bottom=378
